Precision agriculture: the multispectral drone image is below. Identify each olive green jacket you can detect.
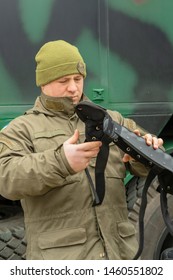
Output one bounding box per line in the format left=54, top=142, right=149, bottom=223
left=0, top=93, right=149, bottom=260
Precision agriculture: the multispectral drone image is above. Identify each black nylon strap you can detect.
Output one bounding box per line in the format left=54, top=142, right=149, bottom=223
left=160, top=189, right=173, bottom=236
left=159, top=170, right=173, bottom=236
left=133, top=167, right=158, bottom=260
left=85, top=168, right=100, bottom=205
left=93, top=142, right=110, bottom=206
left=133, top=168, right=173, bottom=260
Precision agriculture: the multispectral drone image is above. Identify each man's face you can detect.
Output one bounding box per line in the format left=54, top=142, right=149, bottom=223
left=41, top=74, right=84, bottom=104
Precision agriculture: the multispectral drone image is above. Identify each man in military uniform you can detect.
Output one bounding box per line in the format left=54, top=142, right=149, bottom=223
left=0, top=40, right=163, bottom=259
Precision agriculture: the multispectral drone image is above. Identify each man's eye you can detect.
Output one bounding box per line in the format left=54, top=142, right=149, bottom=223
left=75, top=77, right=82, bottom=81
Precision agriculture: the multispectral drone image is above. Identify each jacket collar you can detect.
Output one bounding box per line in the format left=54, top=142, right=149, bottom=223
left=40, top=92, right=76, bottom=116
left=25, top=92, right=89, bottom=117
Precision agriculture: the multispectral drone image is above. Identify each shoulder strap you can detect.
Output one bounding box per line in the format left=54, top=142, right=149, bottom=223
left=133, top=167, right=158, bottom=259
left=93, top=140, right=110, bottom=206
left=158, top=170, right=173, bottom=235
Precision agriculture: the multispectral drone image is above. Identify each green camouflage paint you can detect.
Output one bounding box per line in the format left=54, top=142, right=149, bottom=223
left=0, top=0, right=173, bottom=139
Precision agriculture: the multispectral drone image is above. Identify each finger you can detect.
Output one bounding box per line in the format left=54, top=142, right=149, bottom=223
left=152, top=136, right=159, bottom=149
left=152, top=137, right=164, bottom=149
left=122, top=153, right=133, bottom=162
left=65, top=129, right=79, bottom=145
left=76, top=141, right=102, bottom=151
left=143, top=133, right=153, bottom=146
left=133, top=129, right=141, bottom=136
left=82, top=148, right=101, bottom=158
left=158, top=138, right=164, bottom=147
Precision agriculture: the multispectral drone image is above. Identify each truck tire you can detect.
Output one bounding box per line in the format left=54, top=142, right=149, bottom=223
left=126, top=176, right=173, bottom=260
left=0, top=204, right=26, bottom=260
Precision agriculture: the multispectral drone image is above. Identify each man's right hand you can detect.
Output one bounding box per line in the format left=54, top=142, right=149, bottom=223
left=63, top=129, right=102, bottom=172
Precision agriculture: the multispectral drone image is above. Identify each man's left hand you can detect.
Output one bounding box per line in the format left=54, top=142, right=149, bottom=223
left=122, top=129, right=164, bottom=163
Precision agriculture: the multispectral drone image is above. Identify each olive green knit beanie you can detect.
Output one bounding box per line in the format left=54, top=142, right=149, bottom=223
left=35, top=40, right=86, bottom=86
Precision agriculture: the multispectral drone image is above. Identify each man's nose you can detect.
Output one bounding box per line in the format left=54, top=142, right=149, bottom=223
left=67, top=80, right=77, bottom=92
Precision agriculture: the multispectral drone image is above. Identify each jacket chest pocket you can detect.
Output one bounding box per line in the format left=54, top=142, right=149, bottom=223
left=33, top=129, right=69, bottom=152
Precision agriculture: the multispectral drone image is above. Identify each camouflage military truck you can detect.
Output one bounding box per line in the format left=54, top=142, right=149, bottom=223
left=0, top=0, right=173, bottom=260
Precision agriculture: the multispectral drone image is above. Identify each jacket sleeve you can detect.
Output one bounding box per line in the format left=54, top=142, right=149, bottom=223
left=0, top=123, right=76, bottom=201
